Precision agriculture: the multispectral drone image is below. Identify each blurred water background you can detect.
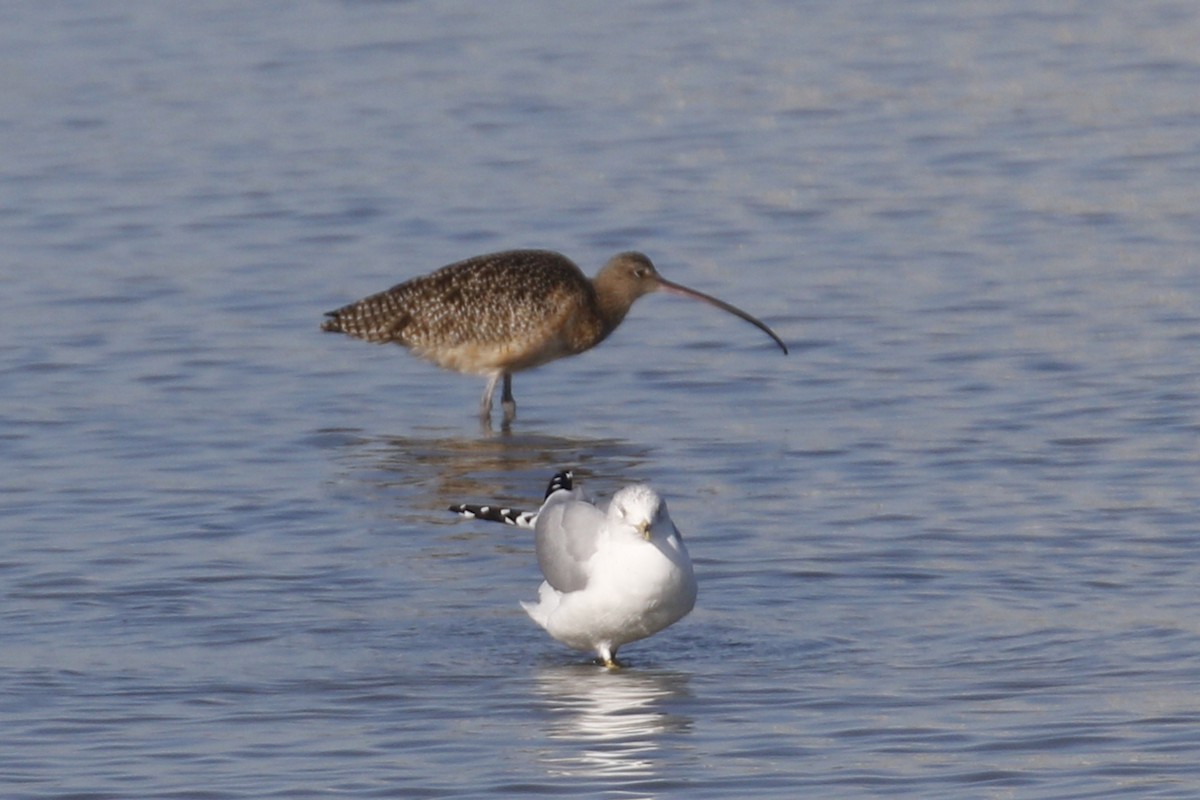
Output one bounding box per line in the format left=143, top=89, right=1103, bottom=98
left=2, top=2, right=1199, bottom=797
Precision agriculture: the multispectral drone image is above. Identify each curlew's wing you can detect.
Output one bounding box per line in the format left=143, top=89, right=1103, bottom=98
left=322, top=250, right=589, bottom=344
left=321, top=250, right=602, bottom=375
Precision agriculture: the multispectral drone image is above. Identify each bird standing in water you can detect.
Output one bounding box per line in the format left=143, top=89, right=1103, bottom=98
left=321, top=249, right=788, bottom=425
left=451, top=471, right=696, bottom=668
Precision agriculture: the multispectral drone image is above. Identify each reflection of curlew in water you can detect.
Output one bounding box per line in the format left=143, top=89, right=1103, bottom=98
left=534, top=665, right=692, bottom=779
left=319, top=428, right=652, bottom=519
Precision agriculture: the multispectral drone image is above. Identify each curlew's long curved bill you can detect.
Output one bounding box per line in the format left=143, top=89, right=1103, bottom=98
left=655, top=277, right=789, bottom=355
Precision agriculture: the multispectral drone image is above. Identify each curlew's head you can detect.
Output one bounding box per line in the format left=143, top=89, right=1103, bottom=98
left=592, top=252, right=789, bottom=354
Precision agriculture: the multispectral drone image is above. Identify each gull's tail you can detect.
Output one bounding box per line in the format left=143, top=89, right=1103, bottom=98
left=519, top=581, right=560, bottom=629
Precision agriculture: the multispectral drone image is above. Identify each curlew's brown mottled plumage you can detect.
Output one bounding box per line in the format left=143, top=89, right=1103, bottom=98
left=321, top=249, right=787, bottom=424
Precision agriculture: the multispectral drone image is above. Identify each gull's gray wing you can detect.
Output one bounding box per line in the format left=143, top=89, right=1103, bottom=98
left=534, top=491, right=605, bottom=593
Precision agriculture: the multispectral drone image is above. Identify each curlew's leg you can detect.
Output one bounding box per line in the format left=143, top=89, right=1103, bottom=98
left=501, top=373, right=516, bottom=423
left=480, top=373, right=502, bottom=422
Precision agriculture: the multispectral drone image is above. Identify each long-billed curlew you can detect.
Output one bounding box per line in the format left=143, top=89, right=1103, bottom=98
left=451, top=470, right=696, bottom=668
left=321, top=249, right=787, bottom=424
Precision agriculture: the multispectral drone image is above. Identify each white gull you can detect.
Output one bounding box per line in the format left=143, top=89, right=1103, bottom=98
left=452, top=471, right=697, bottom=667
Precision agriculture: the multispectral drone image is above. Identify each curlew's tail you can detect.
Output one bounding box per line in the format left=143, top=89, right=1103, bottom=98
left=320, top=289, right=413, bottom=343
left=450, top=502, right=538, bottom=529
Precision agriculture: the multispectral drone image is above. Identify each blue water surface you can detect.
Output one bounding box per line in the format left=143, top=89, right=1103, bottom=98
left=2, top=2, right=1199, bottom=797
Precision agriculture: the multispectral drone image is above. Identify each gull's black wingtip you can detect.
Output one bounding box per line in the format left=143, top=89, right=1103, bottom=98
left=544, top=470, right=574, bottom=500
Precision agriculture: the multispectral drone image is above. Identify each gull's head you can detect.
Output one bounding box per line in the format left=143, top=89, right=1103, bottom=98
left=609, top=484, right=671, bottom=541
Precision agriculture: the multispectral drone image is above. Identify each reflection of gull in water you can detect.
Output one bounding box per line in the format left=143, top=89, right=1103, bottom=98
left=534, top=664, right=692, bottom=779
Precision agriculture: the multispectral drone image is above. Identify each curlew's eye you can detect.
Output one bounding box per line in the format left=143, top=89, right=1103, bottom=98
left=633, top=267, right=648, bottom=278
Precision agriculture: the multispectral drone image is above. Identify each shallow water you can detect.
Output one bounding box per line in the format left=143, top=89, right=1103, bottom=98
left=3, top=1, right=1200, bottom=797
